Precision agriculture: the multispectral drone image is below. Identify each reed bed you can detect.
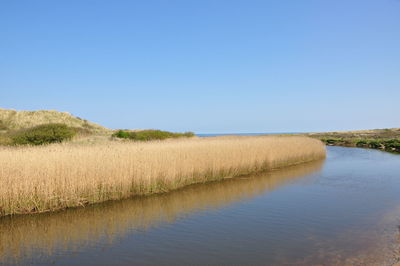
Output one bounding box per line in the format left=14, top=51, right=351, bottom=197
left=0, top=136, right=325, bottom=216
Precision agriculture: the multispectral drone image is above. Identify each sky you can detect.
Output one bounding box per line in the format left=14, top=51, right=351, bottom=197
left=1, top=0, right=399, bottom=133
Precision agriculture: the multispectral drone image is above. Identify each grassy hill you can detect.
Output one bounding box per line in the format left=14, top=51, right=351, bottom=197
left=0, top=108, right=110, bottom=134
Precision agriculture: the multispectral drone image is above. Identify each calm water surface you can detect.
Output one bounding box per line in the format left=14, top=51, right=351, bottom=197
left=1, top=147, right=400, bottom=265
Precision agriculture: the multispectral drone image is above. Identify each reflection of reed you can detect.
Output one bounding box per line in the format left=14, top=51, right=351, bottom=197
left=0, top=160, right=323, bottom=263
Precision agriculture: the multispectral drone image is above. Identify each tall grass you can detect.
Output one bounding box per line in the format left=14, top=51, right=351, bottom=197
left=0, top=136, right=325, bottom=216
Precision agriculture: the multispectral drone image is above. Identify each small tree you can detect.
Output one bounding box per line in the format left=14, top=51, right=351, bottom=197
left=12, top=123, right=76, bottom=145
left=112, top=130, right=131, bottom=139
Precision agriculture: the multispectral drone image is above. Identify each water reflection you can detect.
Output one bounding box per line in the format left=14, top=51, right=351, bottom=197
left=0, top=160, right=323, bottom=263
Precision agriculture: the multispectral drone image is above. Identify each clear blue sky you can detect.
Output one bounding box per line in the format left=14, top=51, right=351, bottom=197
left=1, top=0, right=399, bottom=133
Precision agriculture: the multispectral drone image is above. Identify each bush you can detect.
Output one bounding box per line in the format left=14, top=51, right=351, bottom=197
left=112, top=130, right=132, bottom=139
left=368, top=140, right=381, bottom=149
left=11, top=123, right=76, bottom=145
left=321, top=138, right=341, bottom=145
left=355, top=140, right=368, bottom=147
left=112, top=129, right=195, bottom=141
left=383, top=139, right=400, bottom=152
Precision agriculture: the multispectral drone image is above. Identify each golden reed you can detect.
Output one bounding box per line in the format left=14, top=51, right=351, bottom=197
left=0, top=136, right=325, bottom=216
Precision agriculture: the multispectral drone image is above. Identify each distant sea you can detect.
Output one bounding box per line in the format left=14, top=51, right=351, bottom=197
left=196, top=133, right=298, bottom=137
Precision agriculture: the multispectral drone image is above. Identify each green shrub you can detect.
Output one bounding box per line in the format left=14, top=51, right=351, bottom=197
left=11, top=123, right=76, bottom=145
left=368, top=140, right=381, bottom=149
left=355, top=140, right=368, bottom=147
left=383, top=139, right=400, bottom=146
left=321, top=138, right=341, bottom=145
left=112, top=129, right=195, bottom=141
left=112, top=130, right=131, bottom=139
left=383, top=139, right=400, bottom=152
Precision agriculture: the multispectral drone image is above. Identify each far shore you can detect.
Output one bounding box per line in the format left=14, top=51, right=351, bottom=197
left=295, top=128, right=400, bottom=154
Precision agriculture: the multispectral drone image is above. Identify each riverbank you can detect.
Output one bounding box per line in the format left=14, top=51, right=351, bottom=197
left=0, top=135, right=325, bottom=217
left=299, top=128, right=400, bottom=153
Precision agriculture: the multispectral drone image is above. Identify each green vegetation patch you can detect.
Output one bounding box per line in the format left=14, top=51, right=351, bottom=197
left=368, top=140, right=381, bottom=149
left=319, top=137, right=400, bottom=153
left=355, top=140, right=368, bottom=147
left=352, top=139, right=400, bottom=152
left=11, top=123, right=76, bottom=145
left=320, top=137, right=354, bottom=146
left=383, top=139, right=400, bottom=152
left=112, top=129, right=195, bottom=141
left=320, top=138, right=342, bottom=145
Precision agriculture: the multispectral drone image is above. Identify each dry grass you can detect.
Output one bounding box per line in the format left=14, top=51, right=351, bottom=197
left=0, top=136, right=325, bottom=217
left=0, top=108, right=109, bottom=133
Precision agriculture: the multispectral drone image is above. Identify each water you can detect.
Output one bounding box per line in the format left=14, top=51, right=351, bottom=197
left=1, top=147, right=400, bottom=265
